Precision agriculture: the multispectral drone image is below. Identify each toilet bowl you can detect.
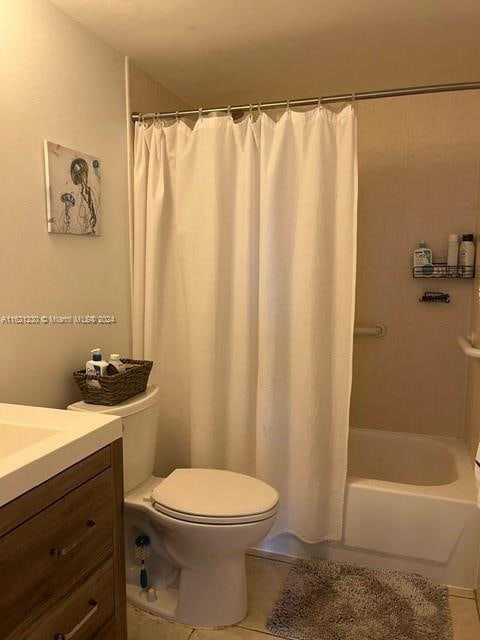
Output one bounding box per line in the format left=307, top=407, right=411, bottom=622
left=68, top=387, right=279, bottom=627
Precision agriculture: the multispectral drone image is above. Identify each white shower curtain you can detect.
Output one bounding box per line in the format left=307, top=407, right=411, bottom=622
left=133, top=106, right=357, bottom=542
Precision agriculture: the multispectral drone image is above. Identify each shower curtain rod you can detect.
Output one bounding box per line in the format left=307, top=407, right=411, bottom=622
left=131, top=80, right=480, bottom=122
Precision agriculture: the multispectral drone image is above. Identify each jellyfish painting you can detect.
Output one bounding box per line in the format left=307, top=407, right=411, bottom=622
left=59, top=192, right=75, bottom=234
left=71, top=158, right=98, bottom=235
left=44, top=141, right=101, bottom=235
left=92, top=159, right=101, bottom=181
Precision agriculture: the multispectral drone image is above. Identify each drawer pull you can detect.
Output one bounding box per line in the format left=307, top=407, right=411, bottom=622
left=50, top=520, right=96, bottom=557
left=54, top=598, right=98, bottom=640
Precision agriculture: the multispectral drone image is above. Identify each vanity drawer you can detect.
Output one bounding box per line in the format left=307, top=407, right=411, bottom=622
left=0, top=446, right=111, bottom=538
left=0, top=468, right=114, bottom=638
left=9, top=558, right=116, bottom=640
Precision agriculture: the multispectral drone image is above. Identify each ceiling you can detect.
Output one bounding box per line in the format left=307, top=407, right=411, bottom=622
left=51, top=0, right=480, bottom=107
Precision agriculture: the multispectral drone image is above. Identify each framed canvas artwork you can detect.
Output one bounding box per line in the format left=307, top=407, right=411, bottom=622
left=44, top=141, right=101, bottom=235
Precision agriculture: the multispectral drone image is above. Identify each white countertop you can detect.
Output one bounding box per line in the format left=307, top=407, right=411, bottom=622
left=0, top=402, right=123, bottom=507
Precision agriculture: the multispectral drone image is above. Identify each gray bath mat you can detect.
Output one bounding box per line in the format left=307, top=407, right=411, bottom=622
left=266, top=558, right=452, bottom=640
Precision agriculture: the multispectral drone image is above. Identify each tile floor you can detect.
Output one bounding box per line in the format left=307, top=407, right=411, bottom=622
left=127, top=555, right=480, bottom=640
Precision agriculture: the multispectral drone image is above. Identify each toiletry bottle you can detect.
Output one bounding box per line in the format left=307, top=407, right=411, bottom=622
left=447, top=233, right=459, bottom=276
left=459, top=234, right=475, bottom=278
left=108, top=353, right=126, bottom=374
left=86, top=348, right=108, bottom=376
left=413, top=241, right=433, bottom=277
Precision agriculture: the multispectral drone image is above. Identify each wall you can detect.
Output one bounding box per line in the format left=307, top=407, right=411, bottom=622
left=351, top=91, right=480, bottom=438
left=465, top=215, right=480, bottom=456
left=464, top=185, right=480, bottom=625
left=465, top=274, right=480, bottom=458
left=128, top=61, right=190, bottom=115
left=0, top=0, right=131, bottom=409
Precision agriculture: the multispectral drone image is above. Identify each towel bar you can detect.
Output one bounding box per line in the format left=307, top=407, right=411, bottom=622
left=457, top=334, right=480, bottom=358
left=354, top=324, right=386, bottom=338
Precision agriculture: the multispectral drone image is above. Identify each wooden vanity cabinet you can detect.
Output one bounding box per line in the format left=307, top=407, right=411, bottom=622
left=0, top=440, right=127, bottom=640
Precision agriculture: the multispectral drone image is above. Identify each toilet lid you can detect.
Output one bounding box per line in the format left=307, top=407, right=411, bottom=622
left=150, top=469, right=279, bottom=524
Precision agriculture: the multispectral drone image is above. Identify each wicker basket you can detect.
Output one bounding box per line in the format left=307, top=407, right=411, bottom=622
left=73, top=358, right=153, bottom=405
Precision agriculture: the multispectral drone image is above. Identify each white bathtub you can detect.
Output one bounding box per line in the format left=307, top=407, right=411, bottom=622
left=256, top=428, right=480, bottom=588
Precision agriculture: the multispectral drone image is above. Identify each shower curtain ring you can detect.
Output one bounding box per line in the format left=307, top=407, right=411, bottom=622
left=257, top=102, right=262, bottom=115
left=227, top=105, right=231, bottom=117
left=175, top=110, right=179, bottom=122
left=318, top=96, right=322, bottom=108
left=249, top=104, right=253, bottom=120
left=351, top=91, right=356, bottom=103
left=286, top=99, right=290, bottom=111
left=199, top=107, right=203, bottom=118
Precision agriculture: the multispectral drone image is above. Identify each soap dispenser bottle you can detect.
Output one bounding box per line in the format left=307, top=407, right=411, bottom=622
left=86, top=348, right=108, bottom=376
left=413, top=241, right=433, bottom=276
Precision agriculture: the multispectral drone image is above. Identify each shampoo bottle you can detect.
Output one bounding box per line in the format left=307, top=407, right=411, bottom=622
left=459, top=234, right=475, bottom=278
left=108, top=354, right=126, bottom=374
left=447, top=233, right=459, bottom=276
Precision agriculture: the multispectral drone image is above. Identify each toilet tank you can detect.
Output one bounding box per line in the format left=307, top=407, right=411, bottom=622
left=67, top=386, right=159, bottom=492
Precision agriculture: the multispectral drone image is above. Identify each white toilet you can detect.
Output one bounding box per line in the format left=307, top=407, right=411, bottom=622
left=68, top=386, right=279, bottom=628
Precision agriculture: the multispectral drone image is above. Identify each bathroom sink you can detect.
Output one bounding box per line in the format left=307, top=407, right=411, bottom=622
left=0, top=422, right=60, bottom=459
left=0, top=403, right=122, bottom=507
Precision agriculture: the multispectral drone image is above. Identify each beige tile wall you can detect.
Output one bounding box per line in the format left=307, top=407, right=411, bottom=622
left=464, top=263, right=480, bottom=609
left=465, top=239, right=480, bottom=458
left=351, top=91, right=480, bottom=438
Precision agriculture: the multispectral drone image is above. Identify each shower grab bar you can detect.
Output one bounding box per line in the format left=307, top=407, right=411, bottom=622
left=354, top=323, right=386, bottom=338
left=457, top=334, right=480, bottom=358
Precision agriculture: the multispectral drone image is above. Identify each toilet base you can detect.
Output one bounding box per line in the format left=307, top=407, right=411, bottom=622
left=175, top=554, right=247, bottom=627
left=126, top=553, right=247, bottom=628
left=126, top=583, right=178, bottom=620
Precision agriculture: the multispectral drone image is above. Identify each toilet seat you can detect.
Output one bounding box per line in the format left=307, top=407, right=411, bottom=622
left=150, top=468, right=279, bottom=525
left=152, top=502, right=279, bottom=525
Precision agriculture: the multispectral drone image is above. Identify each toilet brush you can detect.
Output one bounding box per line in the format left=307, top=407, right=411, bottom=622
left=134, top=534, right=151, bottom=589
